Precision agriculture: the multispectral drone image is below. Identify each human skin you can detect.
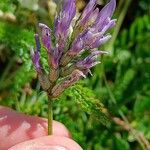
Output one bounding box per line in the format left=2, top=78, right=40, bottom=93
left=0, top=106, right=82, bottom=150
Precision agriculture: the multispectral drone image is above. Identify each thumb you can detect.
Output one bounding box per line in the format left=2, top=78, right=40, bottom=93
left=9, top=135, right=83, bottom=150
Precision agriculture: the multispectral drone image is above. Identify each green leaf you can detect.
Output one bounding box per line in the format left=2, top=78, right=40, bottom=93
left=67, top=84, right=111, bottom=126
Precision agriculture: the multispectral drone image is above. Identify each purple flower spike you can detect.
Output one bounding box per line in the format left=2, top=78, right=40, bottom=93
left=31, top=0, right=116, bottom=98
left=39, top=23, right=52, bottom=53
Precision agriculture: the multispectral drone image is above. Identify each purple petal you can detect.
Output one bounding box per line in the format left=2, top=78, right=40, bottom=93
left=90, top=34, right=112, bottom=49
left=31, top=34, right=42, bottom=72
left=77, top=60, right=100, bottom=69
left=89, top=61, right=101, bottom=68
left=34, top=34, right=41, bottom=52
left=39, top=23, right=52, bottom=53
left=68, top=37, right=84, bottom=56
left=96, top=0, right=116, bottom=24
left=79, top=0, right=97, bottom=27
left=100, top=19, right=116, bottom=33
left=51, top=47, right=60, bottom=69
left=31, top=48, right=41, bottom=72
left=73, top=70, right=86, bottom=79
left=81, top=0, right=96, bottom=19
left=51, top=69, right=86, bottom=98
left=88, top=8, right=99, bottom=25
left=76, top=50, right=102, bottom=69
left=55, top=0, right=76, bottom=40
left=81, top=30, right=96, bottom=47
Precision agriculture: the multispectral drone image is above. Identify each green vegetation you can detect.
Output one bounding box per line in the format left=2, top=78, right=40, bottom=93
left=0, top=0, right=150, bottom=149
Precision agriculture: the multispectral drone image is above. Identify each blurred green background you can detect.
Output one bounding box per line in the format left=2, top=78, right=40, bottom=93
left=0, top=0, right=150, bottom=149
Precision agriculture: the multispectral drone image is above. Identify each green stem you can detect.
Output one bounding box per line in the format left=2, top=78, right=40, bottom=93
left=15, top=94, right=20, bottom=112
left=107, top=0, right=132, bottom=53
left=48, top=96, right=53, bottom=135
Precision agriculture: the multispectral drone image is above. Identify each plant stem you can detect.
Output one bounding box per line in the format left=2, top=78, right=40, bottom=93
left=107, top=0, right=132, bottom=53
left=15, top=94, right=20, bottom=112
left=48, top=95, right=53, bottom=135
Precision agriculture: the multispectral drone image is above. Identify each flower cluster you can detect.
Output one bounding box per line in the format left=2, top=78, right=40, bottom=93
left=31, top=0, right=116, bottom=98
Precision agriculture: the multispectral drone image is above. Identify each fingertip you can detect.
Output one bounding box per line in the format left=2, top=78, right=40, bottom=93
left=53, top=120, right=72, bottom=138
left=9, top=135, right=83, bottom=150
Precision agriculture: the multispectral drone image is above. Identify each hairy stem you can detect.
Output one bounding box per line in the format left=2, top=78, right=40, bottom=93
left=48, top=95, right=53, bottom=135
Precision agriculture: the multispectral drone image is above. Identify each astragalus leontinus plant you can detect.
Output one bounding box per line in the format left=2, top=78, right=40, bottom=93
left=31, top=0, right=116, bottom=135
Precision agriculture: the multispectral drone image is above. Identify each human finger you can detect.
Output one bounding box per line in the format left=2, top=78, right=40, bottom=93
left=0, top=106, right=71, bottom=150
left=9, top=135, right=83, bottom=150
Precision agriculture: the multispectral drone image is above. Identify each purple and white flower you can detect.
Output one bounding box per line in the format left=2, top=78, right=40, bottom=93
left=31, top=0, right=116, bottom=98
